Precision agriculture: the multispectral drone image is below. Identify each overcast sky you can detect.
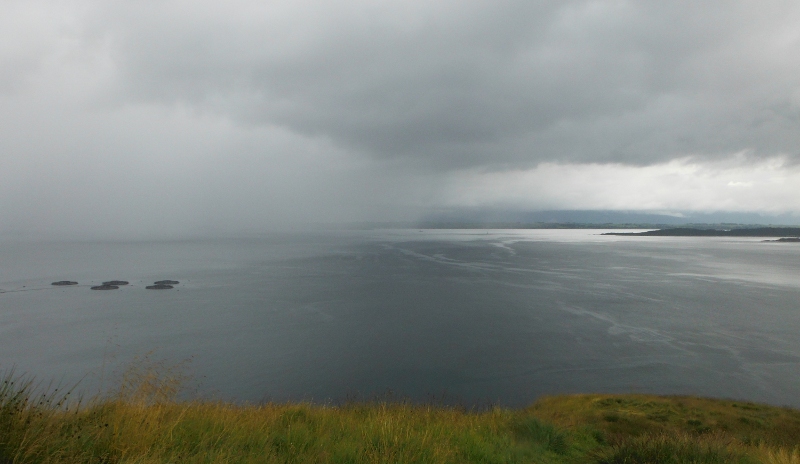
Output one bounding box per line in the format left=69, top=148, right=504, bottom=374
left=2, top=0, right=800, bottom=237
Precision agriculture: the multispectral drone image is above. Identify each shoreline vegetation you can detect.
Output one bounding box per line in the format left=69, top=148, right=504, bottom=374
left=2, top=368, right=799, bottom=463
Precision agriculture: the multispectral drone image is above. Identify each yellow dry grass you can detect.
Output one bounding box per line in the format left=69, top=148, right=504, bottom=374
left=2, top=360, right=799, bottom=463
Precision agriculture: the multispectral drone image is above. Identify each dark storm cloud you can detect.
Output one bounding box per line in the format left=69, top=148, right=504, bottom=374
left=95, top=0, right=800, bottom=169
left=2, top=1, right=800, bottom=238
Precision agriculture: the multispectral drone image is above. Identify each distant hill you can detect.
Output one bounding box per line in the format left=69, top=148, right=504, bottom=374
left=416, top=209, right=800, bottom=227
left=329, top=210, right=799, bottom=230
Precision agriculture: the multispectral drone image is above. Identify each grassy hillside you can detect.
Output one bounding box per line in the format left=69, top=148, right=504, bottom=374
left=2, top=368, right=799, bottom=463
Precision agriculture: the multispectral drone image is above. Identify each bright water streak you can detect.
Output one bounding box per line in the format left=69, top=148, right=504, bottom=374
left=1, top=230, right=799, bottom=407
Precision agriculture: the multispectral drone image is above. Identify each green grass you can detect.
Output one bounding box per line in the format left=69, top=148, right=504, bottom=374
left=1, top=367, right=799, bottom=463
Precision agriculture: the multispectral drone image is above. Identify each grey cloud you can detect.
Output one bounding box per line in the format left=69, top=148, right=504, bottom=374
left=91, top=1, right=800, bottom=170
left=2, top=1, right=800, bottom=239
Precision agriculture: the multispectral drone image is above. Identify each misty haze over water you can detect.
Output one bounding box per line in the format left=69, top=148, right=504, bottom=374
left=1, top=230, right=799, bottom=408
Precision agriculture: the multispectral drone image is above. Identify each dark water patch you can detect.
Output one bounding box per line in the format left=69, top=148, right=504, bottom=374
left=154, top=280, right=179, bottom=285
left=51, top=281, right=78, bottom=286
left=2, top=231, right=800, bottom=408
left=146, top=284, right=174, bottom=290
left=102, top=280, right=129, bottom=286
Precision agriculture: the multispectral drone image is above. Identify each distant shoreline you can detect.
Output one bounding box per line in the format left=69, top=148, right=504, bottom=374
left=603, top=227, right=800, bottom=237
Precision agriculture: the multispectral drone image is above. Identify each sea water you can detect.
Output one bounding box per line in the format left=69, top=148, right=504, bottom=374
left=1, top=230, right=799, bottom=407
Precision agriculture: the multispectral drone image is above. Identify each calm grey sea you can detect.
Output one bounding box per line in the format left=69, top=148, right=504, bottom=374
left=1, top=230, right=799, bottom=407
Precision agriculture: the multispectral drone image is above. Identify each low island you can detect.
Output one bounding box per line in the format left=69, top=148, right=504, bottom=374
left=604, top=227, right=800, bottom=238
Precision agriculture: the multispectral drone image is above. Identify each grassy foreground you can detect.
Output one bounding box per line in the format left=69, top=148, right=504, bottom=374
left=2, top=369, right=800, bottom=463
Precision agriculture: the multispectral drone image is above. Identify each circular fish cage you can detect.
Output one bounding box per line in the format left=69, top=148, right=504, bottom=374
left=91, top=285, right=119, bottom=290
left=146, top=284, right=174, bottom=290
